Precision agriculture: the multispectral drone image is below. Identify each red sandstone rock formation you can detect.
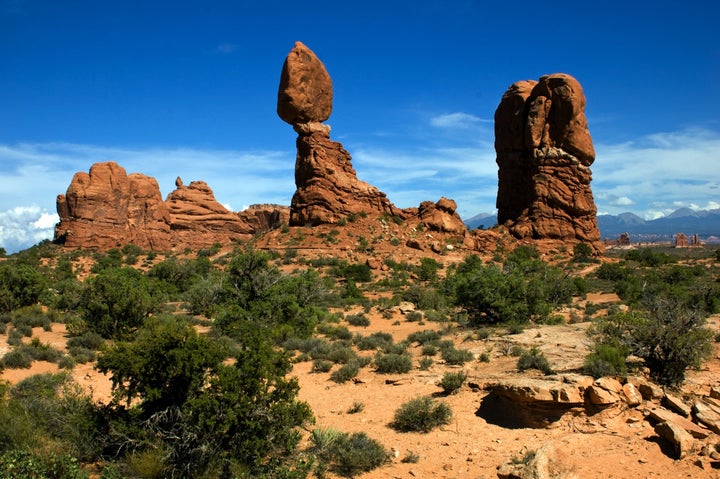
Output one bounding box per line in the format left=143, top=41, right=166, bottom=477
left=278, top=41, right=333, bottom=125
left=278, top=41, right=404, bottom=226
left=417, top=198, right=466, bottom=234
left=55, top=162, right=172, bottom=250
left=165, top=179, right=256, bottom=248
left=495, top=74, right=601, bottom=250
left=54, top=164, right=289, bottom=251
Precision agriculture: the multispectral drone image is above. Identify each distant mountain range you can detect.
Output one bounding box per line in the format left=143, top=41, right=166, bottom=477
left=464, top=208, right=720, bottom=243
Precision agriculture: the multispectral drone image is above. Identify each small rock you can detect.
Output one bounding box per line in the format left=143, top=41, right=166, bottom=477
left=710, top=386, right=720, bottom=400
left=654, top=421, right=695, bottom=459
left=596, top=377, right=623, bottom=394
left=663, top=392, right=691, bottom=417
left=622, top=383, right=643, bottom=407
left=586, top=384, right=620, bottom=405
left=693, top=400, right=720, bottom=434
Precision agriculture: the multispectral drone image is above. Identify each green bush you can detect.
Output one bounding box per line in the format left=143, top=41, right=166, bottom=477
left=439, top=371, right=467, bottom=395
left=391, top=396, right=452, bottom=432
left=374, top=353, right=412, bottom=374
left=441, top=346, right=474, bottom=365
left=418, top=357, right=433, bottom=370
left=312, top=359, right=333, bottom=373
left=590, top=299, right=713, bottom=386
left=584, top=341, right=629, bottom=378
left=0, top=450, right=89, bottom=479
left=346, top=313, right=370, bottom=327
left=1, top=349, right=32, bottom=368
left=517, top=347, right=553, bottom=375
left=313, top=430, right=387, bottom=478
left=407, top=329, right=441, bottom=345
left=330, top=361, right=360, bottom=383
left=354, top=332, right=393, bottom=351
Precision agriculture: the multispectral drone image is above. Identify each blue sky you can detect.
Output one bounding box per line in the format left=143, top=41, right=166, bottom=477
left=1, top=0, right=718, bottom=252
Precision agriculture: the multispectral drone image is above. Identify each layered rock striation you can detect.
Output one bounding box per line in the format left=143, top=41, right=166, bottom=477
left=55, top=162, right=287, bottom=251
left=278, top=41, right=404, bottom=226
left=495, top=74, right=601, bottom=249
left=55, top=162, right=172, bottom=250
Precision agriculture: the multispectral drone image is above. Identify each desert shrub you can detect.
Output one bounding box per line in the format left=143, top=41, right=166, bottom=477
left=421, top=344, right=438, bottom=356
left=382, top=342, right=408, bottom=355
left=444, top=252, right=573, bottom=324
left=354, top=332, right=393, bottom=351
left=314, top=430, right=388, bottom=478
left=439, top=371, right=467, bottom=395
left=401, top=285, right=446, bottom=311
left=517, top=347, right=553, bottom=375
left=624, top=247, right=675, bottom=267
left=0, top=262, right=47, bottom=314
left=327, top=345, right=356, bottom=364
left=572, top=242, right=596, bottom=263
left=407, top=329, right=441, bottom=345
left=329, top=432, right=388, bottom=477
left=0, top=450, right=89, bottom=479
left=67, top=331, right=105, bottom=351
left=10, top=304, right=51, bottom=330
left=584, top=340, right=629, bottom=378
left=479, top=352, right=490, bottom=362
left=418, top=357, right=433, bottom=370
left=405, top=311, right=423, bottom=322
left=1, top=349, right=32, bottom=368
left=441, top=346, right=473, bottom=365
left=347, top=401, right=365, bottom=414
left=589, top=299, right=713, bottom=386
left=312, top=359, right=333, bottom=373
left=338, top=263, right=372, bottom=283
left=417, top=257, right=442, bottom=282
left=68, top=346, right=96, bottom=364
left=391, top=396, right=452, bottom=432
left=81, top=267, right=158, bottom=339
left=346, top=313, right=370, bottom=327
left=330, top=361, right=360, bottom=383
left=375, top=353, right=412, bottom=374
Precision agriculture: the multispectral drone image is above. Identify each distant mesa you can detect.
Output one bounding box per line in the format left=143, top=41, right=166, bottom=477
left=494, top=73, right=602, bottom=250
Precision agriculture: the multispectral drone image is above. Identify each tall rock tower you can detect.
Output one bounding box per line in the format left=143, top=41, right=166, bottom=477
left=494, top=74, right=602, bottom=250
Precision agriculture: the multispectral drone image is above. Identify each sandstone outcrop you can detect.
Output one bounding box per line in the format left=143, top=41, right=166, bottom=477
left=55, top=162, right=172, bottom=250
left=417, top=198, right=467, bottom=234
left=495, top=74, right=601, bottom=250
left=278, top=41, right=405, bottom=226
left=55, top=164, right=287, bottom=251
left=165, top=180, right=256, bottom=249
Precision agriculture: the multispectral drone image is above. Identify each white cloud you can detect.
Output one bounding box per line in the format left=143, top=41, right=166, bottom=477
left=430, top=112, right=490, bottom=129
left=592, top=128, right=720, bottom=217
left=0, top=206, right=59, bottom=254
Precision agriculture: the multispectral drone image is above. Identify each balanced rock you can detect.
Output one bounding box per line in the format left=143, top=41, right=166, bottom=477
left=279, top=41, right=403, bottom=226
left=495, top=74, right=601, bottom=250
left=55, top=162, right=172, bottom=250
left=277, top=41, right=333, bottom=125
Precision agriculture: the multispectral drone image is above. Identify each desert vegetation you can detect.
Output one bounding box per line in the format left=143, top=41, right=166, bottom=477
left=0, top=238, right=718, bottom=477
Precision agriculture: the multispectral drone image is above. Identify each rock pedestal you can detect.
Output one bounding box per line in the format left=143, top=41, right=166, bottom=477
left=278, top=41, right=404, bottom=226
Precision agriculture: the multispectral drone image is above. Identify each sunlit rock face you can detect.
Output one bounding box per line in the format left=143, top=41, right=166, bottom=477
left=277, top=41, right=403, bottom=226
left=495, top=73, right=601, bottom=250
left=55, top=161, right=172, bottom=250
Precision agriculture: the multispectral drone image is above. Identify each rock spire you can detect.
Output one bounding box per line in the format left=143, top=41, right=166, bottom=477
left=494, top=73, right=601, bottom=249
